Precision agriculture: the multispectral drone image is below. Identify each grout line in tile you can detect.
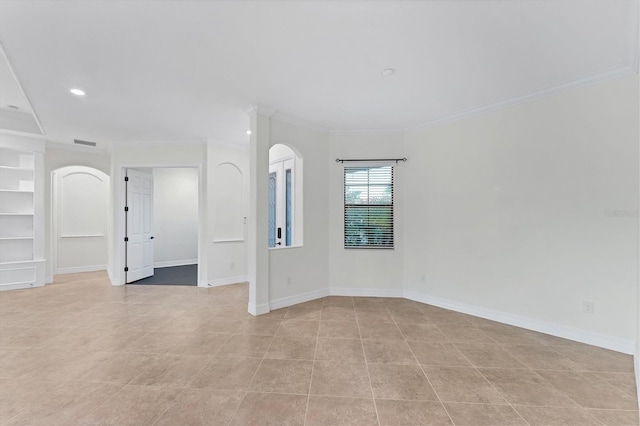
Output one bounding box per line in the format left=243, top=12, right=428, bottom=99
left=303, top=312, right=321, bottom=426
left=394, top=306, right=457, bottom=426
left=355, top=296, right=381, bottom=426
left=228, top=326, right=278, bottom=424
left=451, top=342, right=531, bottom=426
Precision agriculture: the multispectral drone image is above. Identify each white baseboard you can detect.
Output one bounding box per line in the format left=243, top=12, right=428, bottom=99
left=154, top=259, right=197, bottom=268
left=268, top=287, right=402, bottom=311
left=107, top=267, right=124, bottom=286
left=330, top=287, right=404, bottom=298
left=404, top=290, right=635, bottom=355
left=0, top=281, right=45, bottom=291
left=270, top=288, right=330, bottom=310
left=260, top=285, right=636, bottom=355
left=55, top=265, right=107, bottom=275
left=199, top=275, right=247, bottom=288
left=248, top=302, right=270, bottom=316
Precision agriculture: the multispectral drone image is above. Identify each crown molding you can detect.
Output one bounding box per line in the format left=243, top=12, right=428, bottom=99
left=244, top=104, right=276, bottom=117
left=46, top=139, right=109, bottom=155
left=270, top=111, right=330, bottom=135
left=110, top=139, right=207, bottom=147
left=207, top=139, right=249, bottom=152
left=266, top=67, right=637, bottom=138
left=329, top=128, right=405, bottom=137
left=0, top=129, right=106, bottom=154
left=405, top=65, right=637, bottom=133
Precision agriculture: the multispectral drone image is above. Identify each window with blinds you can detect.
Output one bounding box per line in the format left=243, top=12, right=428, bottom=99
left=344, top=165, right=394, bottom=249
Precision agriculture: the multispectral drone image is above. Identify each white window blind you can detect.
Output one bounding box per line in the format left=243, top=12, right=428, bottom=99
left=344, top=165, right=394, bottom=249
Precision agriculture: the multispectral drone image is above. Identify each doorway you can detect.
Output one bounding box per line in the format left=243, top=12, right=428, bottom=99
left=122, top=166, right=200, bottom=286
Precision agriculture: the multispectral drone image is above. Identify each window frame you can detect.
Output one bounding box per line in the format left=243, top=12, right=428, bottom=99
left=268, top=156, right=295, bottom=249
left=343, top=165, right=395, bottom=249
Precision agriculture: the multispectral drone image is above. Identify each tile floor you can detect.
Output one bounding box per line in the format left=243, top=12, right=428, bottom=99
left=0, top=271, right=637, bottom=425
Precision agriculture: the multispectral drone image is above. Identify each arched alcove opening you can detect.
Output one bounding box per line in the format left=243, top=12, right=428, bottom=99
left=51, top=166, right=110, bottom=275
left=213, top=162, right=244, bottom=242
left=268, top=143, right=303, bottom=247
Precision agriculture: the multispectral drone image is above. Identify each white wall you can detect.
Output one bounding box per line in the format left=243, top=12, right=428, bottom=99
left=53, top=166, right=109, bottom=274
left=268, top=119, right=330, bottom=306
left=105, top=142, right=252, bottom=288
left=403, top=74, right=639, bottom=352
left=637, top=80, right=640, bottom=405
left=328, top=132, right=405, bottom=294
left=152, top=167, right=198, bottom=267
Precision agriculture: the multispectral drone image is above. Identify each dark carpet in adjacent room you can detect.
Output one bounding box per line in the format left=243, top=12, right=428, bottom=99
left=128, top=264, right=197, bottom=286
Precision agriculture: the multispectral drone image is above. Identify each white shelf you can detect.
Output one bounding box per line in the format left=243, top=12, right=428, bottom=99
left=0, top=165, right=33, bottom=171
left=0, top=188, right=34, bottom=215
left=0, top=138, right=44, bottom=289
left=0, top=215, right=33, bottom=239
left=0, top=239, right=34, bottom=263
left=0, top=259, right=45, bottom=266
left=0, top=148, right=35, bottom=169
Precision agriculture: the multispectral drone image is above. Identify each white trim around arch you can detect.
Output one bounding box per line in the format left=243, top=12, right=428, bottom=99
left=51, top=166, right=110, bottom=277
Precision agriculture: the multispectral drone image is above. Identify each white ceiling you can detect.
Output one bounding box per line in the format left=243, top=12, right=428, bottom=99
left=0, top=0, right=637, bottom=146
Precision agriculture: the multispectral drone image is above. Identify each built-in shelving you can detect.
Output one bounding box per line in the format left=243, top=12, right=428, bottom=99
left=0, top=135, right=45, bottom=290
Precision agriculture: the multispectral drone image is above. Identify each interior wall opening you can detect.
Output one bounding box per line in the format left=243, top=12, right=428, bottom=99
left=268, top=143, right=303, bottom=248
left=124, top=166, right=199, bottom=286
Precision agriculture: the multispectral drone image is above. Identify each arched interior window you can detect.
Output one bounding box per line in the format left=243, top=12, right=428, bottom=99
left=268, top=144, right=303, bottom=248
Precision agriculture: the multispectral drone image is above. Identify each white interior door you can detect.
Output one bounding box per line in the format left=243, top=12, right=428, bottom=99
left=126, top=169, right=154, bottom=282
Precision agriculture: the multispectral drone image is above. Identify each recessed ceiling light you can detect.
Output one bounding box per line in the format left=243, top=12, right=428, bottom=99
left=381, top=68, right=395, bottom=76
left=246, top=130, right=252, bottom=135
left=69, top=88, right=86, bottom=96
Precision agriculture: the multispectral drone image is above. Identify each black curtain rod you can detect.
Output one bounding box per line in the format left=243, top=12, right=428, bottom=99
left=335, top=158, right=407, bottom=163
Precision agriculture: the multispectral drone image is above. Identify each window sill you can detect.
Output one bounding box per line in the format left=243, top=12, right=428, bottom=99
left=269, top=245, right=304, bottom=251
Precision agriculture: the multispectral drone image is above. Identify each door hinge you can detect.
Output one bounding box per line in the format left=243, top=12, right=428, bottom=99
left=124, top=206, right=129, bottom=212
left=124, top=176, right=129, bottom=182
left=124, top=267, right=129, bottom=272
left=124, top=237, right=129, bottom=242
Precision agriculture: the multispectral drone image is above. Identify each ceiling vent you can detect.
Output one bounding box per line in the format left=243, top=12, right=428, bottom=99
left=74, top=139, right=97, bottom=147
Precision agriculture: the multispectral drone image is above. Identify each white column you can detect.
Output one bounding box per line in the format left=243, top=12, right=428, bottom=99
left=247, top=105, right=273, bottom=315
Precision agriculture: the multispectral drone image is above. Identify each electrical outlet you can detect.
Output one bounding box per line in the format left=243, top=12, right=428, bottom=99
left=582, top=301, right=594, bottom=314
left=287, top=276, right=292, bottom=285
left=230, top=262, right=235, bottom=270
left=420, top=274, right=426, bottom=283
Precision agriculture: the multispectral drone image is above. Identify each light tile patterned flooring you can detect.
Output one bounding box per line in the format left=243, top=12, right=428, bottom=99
left=0, top=271, right=637, bottom=425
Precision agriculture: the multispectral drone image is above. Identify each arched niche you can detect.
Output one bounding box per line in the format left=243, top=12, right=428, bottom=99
left=213, top=162, right=244, bottom=241
left=52, top=166, right=110, bottom=274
